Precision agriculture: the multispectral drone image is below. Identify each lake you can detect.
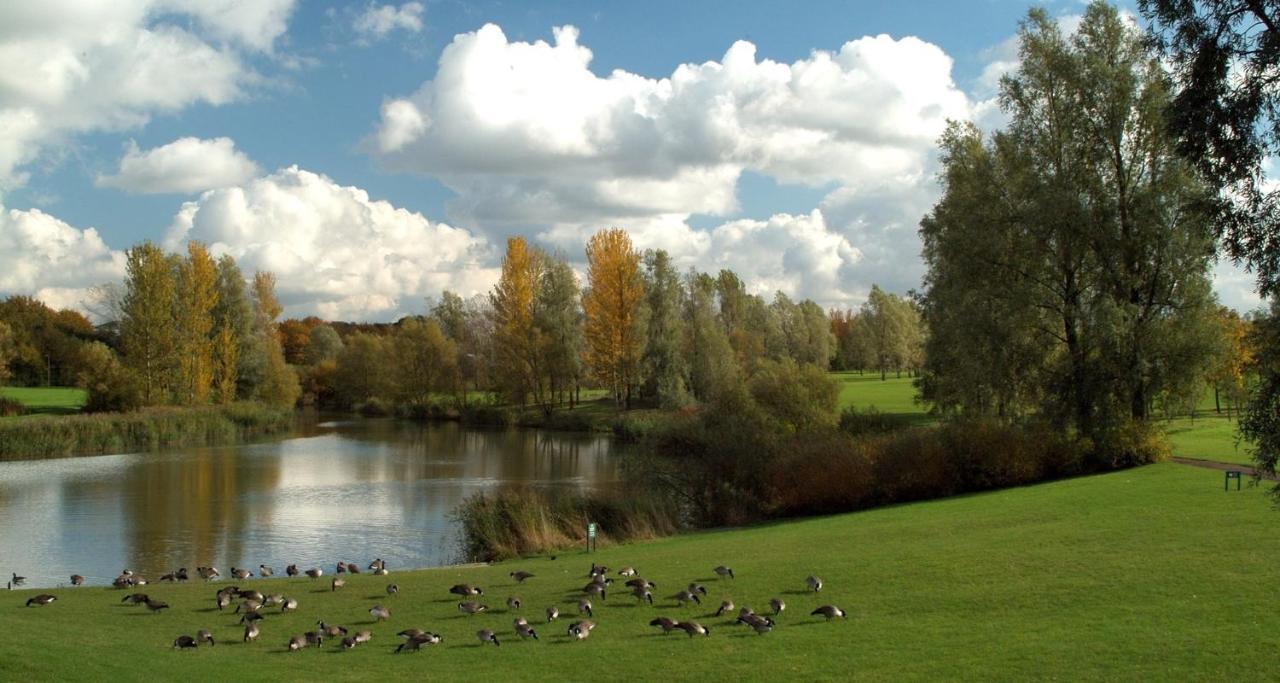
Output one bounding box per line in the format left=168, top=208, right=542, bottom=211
left=0, top=419, right=626, bottom=589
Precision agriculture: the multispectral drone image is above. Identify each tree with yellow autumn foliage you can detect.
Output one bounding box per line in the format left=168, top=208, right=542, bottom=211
left=582, top=228, right=646, bottom=409
left=175, top=241, right=218, bottom=405
left=490, top=237, right=546, bottom=405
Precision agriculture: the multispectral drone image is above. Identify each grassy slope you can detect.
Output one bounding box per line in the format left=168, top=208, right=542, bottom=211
left=0, top=386, right=86, bottom=415
left=2, top=463, right=1275, bottom=682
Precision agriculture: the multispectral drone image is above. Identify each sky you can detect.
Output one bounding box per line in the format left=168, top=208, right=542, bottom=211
left=0, top=0, right=1267, bottom=321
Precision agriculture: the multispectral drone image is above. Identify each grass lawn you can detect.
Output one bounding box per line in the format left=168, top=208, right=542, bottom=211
left=2, top=462, right=1275, bottom=681
left=834, top=372, right=928, bottom=417
left=0, top=386, right=86, bottom=416
left=1162, top=414, right=1255, bottom=466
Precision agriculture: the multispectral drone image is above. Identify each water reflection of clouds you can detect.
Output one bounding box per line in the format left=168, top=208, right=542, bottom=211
left=0, top=421, right=626, bottom=588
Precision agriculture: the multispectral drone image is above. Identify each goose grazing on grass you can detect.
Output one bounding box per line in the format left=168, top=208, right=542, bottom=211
left=396, top=632, right=441, bottom=653
left=70, top=574, right=84, bottom=586
left=450, top=583, right=482, bottom=597
left=197, top=566, right=220, bottom=581
left=239, top=611, right=264, bottom=624
left=368, top=559, right=386, bottom=572
left=347, top=563, right=361, bottom=575
left=582, top=582, right=607, bottom=600
left=243, top=622, right=259, bottom=643
left=737, top=606, right=755, bottom=620
left=386, top=584, right=399, bottom=596
left=687, top=582, right=707, bottom=596
left=304, top=568, right=323, bottom=580
left=630, top=585, right=654, bottom=604
left=769, top=598, right=786, bottom=616
left=331, top=578, right=345, bottom=592
left=713, top=565, right=734, bottom=580
left=238, top=589, right=264, bottom=602
left=335, top=562, right=347, bottom=574
left=811, top=605, right=847, bottom=620
left=715, top=600, right=735, bottom=618
left=25, top=594, right=56, bottom=607
left=618, top=566, right=636, bottom=577
left=112, top=576, right=133, bottom=589
left=515, top=620, right=538, bottom=640
left=160, top=572, right=177, bottom=583
left=143, top=598, right=169, bottom=614
left=11, top=573, right=26, bottom=586
left=196, top=630, right=215, bottom=647
left=122, top=593, right=150, bottom=605
left=477, top=629, right=500, bottom=647
left=457, top=601, right=486, bottom=616
left=287, top=635, right=307, bottom=651
left=304, top=631, right=323, bottom=648
left=263, top=594, right=284, bottom=607
left=509, top=570, right=535, bottom=583
left=369, top=605, right=391, bottom=622
left=372, top=567, right=388, bottom=576
left=173, top=635, right=197, bottom=649
left=588, top=563, right=608, bottom=578
left=739, top=613, right=775, bottom=635
left=805, top=575, right=823, bottom=593
left=670, top=590, right=701, bottom=607
left=677, top=621, right=711, bottom=637
left=567, top=620, right=595, bottom=640
left=216, top=593, right=231, bottom=610
left=506, top=596, right=522, bottom=611
left=577, top=598, right=593, bottom=617
left=231, top=567, right=252, bottom=580
left=235, top=599, right=262, bottom=614
left=318, top=621, right=348, bottom=638
left=649, top=616, right=680, bottom=634
left=280, top=597, right=298, bottom=612
left=285, top=565, right=298, bottom=577
left=258, top=565, right=273, bottom=577
left=354, top=630, right=372, bottom=644
left=341, top=636, right=358, bottom=650
left=176, top=568, right=189, bottom=582
left=545, top=606, right=559, bottom=622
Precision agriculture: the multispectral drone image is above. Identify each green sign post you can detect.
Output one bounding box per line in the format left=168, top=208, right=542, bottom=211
left=587, top=522, right=597, bottom=553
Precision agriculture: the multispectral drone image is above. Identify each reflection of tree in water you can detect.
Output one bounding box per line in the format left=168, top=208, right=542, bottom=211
left=122, top=445, right=282, bottom=578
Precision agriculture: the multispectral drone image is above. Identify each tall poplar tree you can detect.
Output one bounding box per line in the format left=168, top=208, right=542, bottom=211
left=120, top=242, right=178, bottom=405
left=489, top=237, right=544, bottom=405
left=174, top=241, right=217, bottom=405
left=582, top=228, right=646, bottom=408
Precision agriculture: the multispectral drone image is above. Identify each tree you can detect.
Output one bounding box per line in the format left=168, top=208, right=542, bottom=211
left=640, top=250, right=690, bottom=408
left=683, top=271, right=739, bottom=402
left=920, top=3, right=1218, bottom=435
left=334, top=332, right=391, bottom=407
left=1241, top=302, right=1280, bottom=497
left=306, top=325, right=344, bottom=365
left=431, top=291, right=487, bottom=396
left=251, top=271, right=299, bottom=408
left=75, top=342, right=141, bottom=413
left=392, top=318, right=460, bottom=405
left=120, top=242, right=178, bottom=404
left=489, top=237, right=545, bottom=405
left=533, top=253, right=583, bottom=412
left=582, top=228, right=646, bottom=409
left=0, top=321, right=14, bottom=384
left=212, top=255, right=255, bottom=401
left=174, top=241, right=218, bottom=405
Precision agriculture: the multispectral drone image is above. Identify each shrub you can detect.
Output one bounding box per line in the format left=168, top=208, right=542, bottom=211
left=839, top=406, right=918, bottom=436
left=460, top=403, right=516, bottom=427
left=74, top=342, right=141, bottom=413
left=1086, top=420, right=1169, bottom=469
left=0, top=397, right=26, bottom=417
left=355, top=397, right=392, bottom=417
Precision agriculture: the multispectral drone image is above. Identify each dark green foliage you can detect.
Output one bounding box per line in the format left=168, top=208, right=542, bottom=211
left=74, top=341, right=141, bottom=413
left=1240, top=303, right=1280, bottom=497
left=838, top=406, right=919, bottom=436
left=0, top=397, right=25, bottom=417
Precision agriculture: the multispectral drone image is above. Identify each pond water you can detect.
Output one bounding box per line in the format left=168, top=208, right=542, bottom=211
left=0, top=419, right=627, bottom=589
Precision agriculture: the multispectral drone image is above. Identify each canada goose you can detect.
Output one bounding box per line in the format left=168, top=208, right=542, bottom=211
left=687, top=582, right=707, bottom=596
left=769, top=598, right=786, bottom=615
left=457, top=601, right=486, bottom=616
left=231, top=567, right=252, bottom=580
left=477, top=629, right=500, bottom=647
left=626, top=577, right=656, bottom=590
left=582, top=582, right=607, bottom=600
left=143, top=598, right=169, bottom=613
left=259, top=565, right=273, bottom=577
left=331, top=578, right=345, bottom=592
left=112, top=576, right=133, bottom=589
left=197, top=566, right=220, bottom=581
left=280, top=597, right=298, bottom=612
left=121, top=569, right=133, bottom=577
left=25, top=594, right=56, bottom=607
left=70, top=574, right=84, bottom=586
left=509, top=570, right=535, bottom=583
left=395, top=632, right=441, bottom=652
left=386, top=584, right=399, bottom=596
left=318, top=621, right=348, bottom=638
left=449, top=583, right=482, bottom=596
left=370, top=605, right=391, bottom=621
left=239, top=611, right=264, bottom=624
left=811, top=605, right=847, bottom=620
left=677, top=620, right=711, bottom=637
left=122, top=592, right=149, bottom=604
left=347, top=563, right=361, bottom=575
left=304, top=631, right=323, bottom=647
left=737, top=606, right=755, bottom=620
left=235, top=599, right=262, bottom=614
left=286, top=565, right=299, bottom=577
left=506, top=596, right=521, bottom=610
left=514, top=621, right=538, bottom=640
left=176, top=568, right=189, bottom=581
left=649, top=616, right=680, bottom=634
left=354, top=630, right=373, bottom=644
left=160, top=572, right=177, bottom=582
left=263, top=593, right=284, bottom=607
left=713, top=565, right=734, bottom=580
left=368, top=558, right=386, bottom=571
left=739, top=613, right=775, bottom=635
left=196, top=629, right=215, bottom=647
left=715, top=600, right=735, bottom=617
left=567, top=620, right=595, bottom=640
left=577, top=598, right=593, bottom=617
left=545, top=606, right=559, bottom=622
left=341, top=636, right=358, bottom=650
left=304, top=568, right=323, bottom=579
left=288, top=634, right=307, bottom=651
left=618, top=566, right=637, bottom=577
left=335, top=562, right=347, bottom=574
left=238, top=589, right=265, bottom=602
left=216, top=592, right=231, bottom=610
left=173, top=635, right=197, bottom=649
left=805, top=575, right=823, bottom=593
left=630, top=585, right=654, bottom=604
left=12, top=573, right=26, bottom=586
left=670, top=590, right=701, bottom=607
left=588, top=574, right=613, bottom=587
left=132, top=577, right=150, bottom=586
left=243, top=622, right=260, bottom=643
left=373, top=567, right=388, bottom=576
left=397, top=628, right=425, bottom=640
left=588, top=563, right=609, bottom=578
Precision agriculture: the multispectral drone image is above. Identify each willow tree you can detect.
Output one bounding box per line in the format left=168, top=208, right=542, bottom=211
left=582, top=228, right=646, bottom=409
left=921, top=2, right=1218, bottom=435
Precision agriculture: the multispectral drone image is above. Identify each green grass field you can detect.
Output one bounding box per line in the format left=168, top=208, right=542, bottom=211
left=1, top=463, right=1274, bottom=681
left=0, top=386, right=87, bottom=415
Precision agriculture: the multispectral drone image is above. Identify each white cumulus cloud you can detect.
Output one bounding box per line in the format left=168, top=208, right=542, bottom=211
left=97, top=137, right=261, bottom=194
left=164, top=166, right=496, bottom=320
left=0, top=203, right=127, bottom=310
left=355, top=2, right=424, bottom=40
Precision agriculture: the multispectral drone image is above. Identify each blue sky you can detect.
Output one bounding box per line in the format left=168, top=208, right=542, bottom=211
left=0, top=0, right=1262, bottom=320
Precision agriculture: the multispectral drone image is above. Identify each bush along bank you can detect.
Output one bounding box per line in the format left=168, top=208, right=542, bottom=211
left=0, top=402, right=295, bottom=461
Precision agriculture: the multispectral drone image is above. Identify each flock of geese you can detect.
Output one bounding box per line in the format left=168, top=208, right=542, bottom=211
left=14, top=560, right=848, bottom=653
